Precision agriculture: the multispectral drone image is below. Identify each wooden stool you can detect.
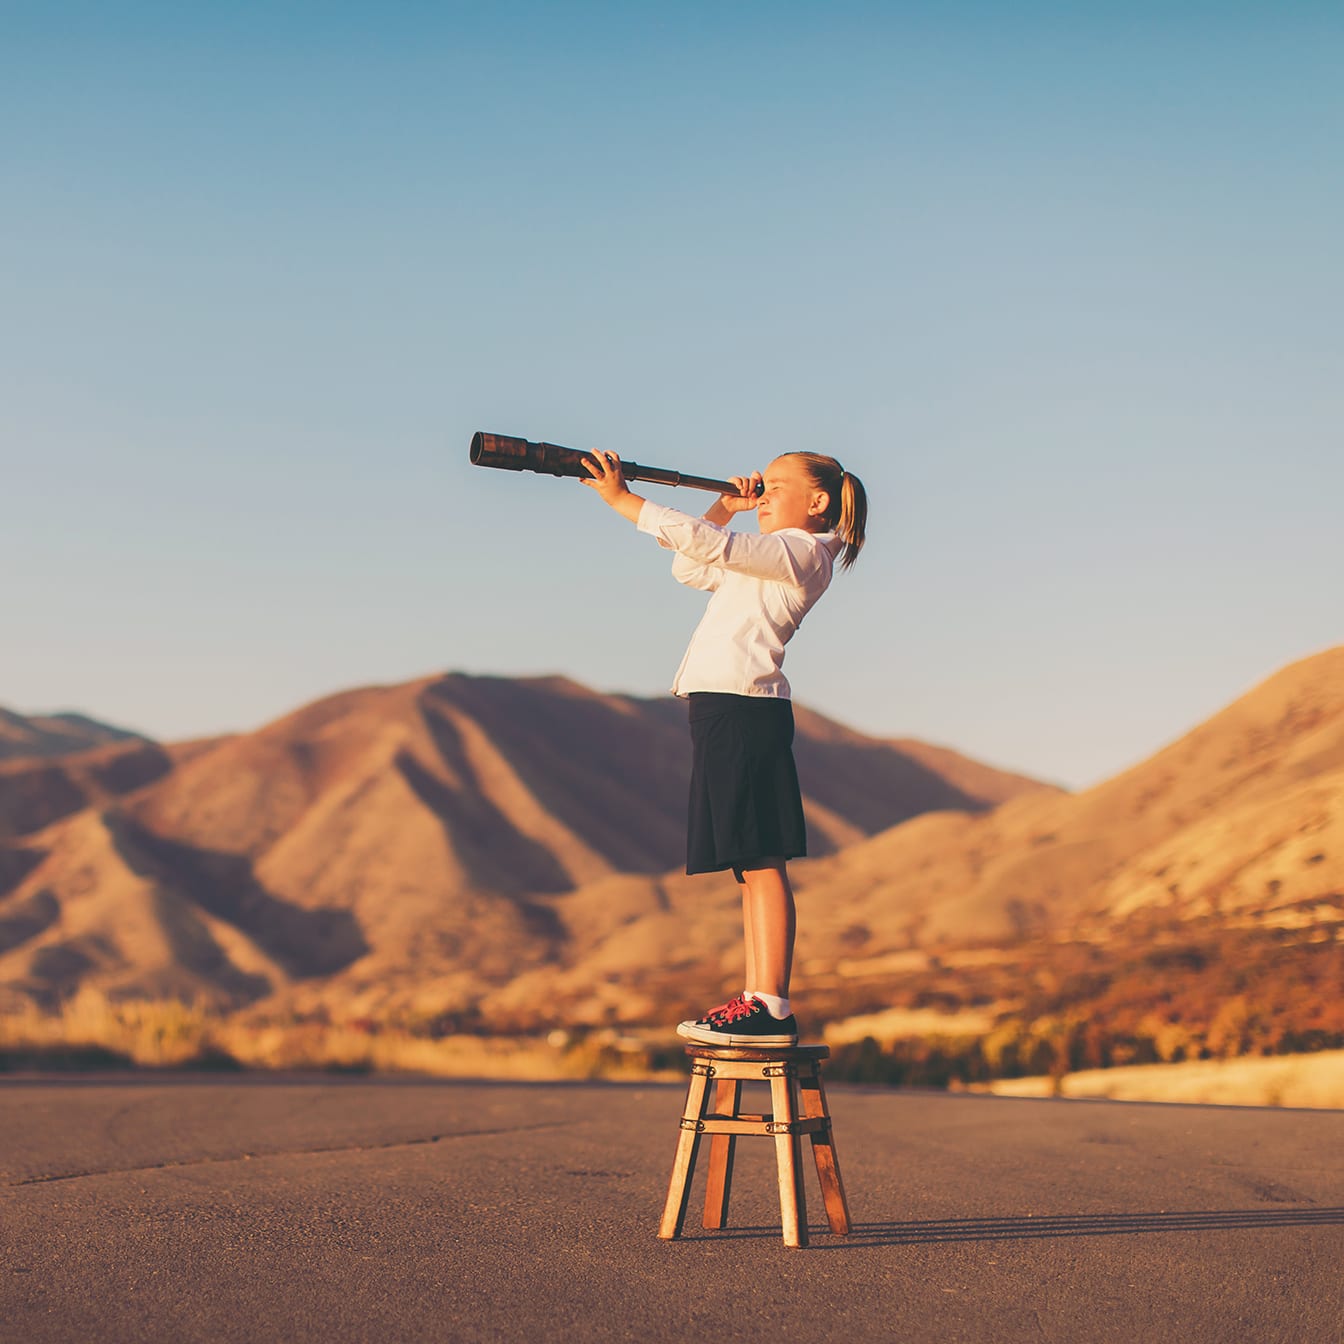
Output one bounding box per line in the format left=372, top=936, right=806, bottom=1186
left=658, top=1043, right=851, bottom=1248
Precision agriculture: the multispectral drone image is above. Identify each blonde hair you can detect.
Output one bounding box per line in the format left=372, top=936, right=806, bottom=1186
left=785, top=452, right=867, bottom=570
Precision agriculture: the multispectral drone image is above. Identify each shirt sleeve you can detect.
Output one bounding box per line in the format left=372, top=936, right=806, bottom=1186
left=670, top=552, right=724, bottom=592
left=636, top=499, right=825, bottom=587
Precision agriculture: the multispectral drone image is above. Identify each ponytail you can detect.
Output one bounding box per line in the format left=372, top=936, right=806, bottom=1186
left=786, top=452, right=868, bottom=570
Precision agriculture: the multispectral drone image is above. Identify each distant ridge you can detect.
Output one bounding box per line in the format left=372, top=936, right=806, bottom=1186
left=0, top=708, right=150, bottom=762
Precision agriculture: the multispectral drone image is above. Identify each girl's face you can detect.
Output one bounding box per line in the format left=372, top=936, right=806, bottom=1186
left=755, top=456, right=831, bottom=535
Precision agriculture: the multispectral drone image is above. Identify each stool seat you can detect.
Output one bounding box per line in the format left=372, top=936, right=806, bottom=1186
left=658, top=1041, right=851, bottom=1248
left=677, top=1043, right=833, bottom=1063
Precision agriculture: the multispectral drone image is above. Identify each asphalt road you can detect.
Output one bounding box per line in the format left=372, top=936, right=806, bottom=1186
left=3, top=1072, right=1342, bottom=1343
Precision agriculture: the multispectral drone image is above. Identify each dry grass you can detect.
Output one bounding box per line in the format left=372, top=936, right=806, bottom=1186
left=7, top=989, right=1342, bottom=1108
left=0, top=988, right=682, bottom=1082
left=979, top=1049, right=1344, bottom=1109
left=824, top=1004, right=1001, bottom=1046
left=0, top=987, right=216, bottom=1068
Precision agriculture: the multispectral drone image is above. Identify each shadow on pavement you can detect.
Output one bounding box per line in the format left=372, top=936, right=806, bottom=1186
left=673, top=1207, right=1344, bottom=1247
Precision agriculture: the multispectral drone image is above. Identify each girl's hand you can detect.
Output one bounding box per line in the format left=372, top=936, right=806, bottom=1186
left=580, top=448, right=645, bottom=523
left=580, top=449, right=631, bottom=507
left=704, top=473, right=761, bottom=524
left=716, top=473, right=763, bottom=516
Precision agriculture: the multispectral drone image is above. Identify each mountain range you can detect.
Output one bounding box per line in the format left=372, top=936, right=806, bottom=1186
left=2, top=648, right=1339, bottom=1042
left=0, top=677, right=1051, bottom=1022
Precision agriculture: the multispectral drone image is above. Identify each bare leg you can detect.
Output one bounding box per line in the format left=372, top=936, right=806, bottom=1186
left=741, top=886, right=759, bottom=992
left=739, top=859, right=796, bottom=998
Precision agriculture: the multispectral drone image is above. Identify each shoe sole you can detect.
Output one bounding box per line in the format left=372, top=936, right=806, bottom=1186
left=677, top=1021, right=798, bottom=1047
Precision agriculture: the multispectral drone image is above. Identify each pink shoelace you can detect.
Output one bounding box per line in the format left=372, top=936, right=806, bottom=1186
left=702, top=993, right=747, bottom=1022
left=712, top=996, right=759, bottom=1025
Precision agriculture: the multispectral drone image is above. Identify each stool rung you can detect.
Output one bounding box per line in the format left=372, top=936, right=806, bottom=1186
left=697, top=1116, right=828, bottom=1137
left=766, top=1118, right=828, bottom=1136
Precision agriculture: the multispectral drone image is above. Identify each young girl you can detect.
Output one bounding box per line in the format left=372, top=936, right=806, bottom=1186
left=582, top=448, right=867, bottom=1046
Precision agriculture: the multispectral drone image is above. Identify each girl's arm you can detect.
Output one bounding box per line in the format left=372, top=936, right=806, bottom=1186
left=583, top=450, right=717, bottom=589
left=582, top=452, right=760, bottom=527
left=582, top=452, right=823, bottom=588
left=670, top=552, right=723, bottom=591
left=671, top=473, right=761, bottom=590
left=639, top=504, right=825, bottom=586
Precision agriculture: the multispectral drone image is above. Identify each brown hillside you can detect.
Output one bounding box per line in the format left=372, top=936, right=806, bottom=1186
left=0, top=674, right=1050, bottom=1017
left=793, top=644, right=1344, bottom=952
left=0, top=739, right=184, bottom=840
left=885, top=737, right=1062, bottom=807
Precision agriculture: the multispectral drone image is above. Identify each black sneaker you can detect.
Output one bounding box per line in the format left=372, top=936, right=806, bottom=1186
left=677, top=995, right=798, bottom=1047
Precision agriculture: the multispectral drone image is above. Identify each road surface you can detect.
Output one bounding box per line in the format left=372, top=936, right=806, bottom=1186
left=3, top=1072, right=1342, bottom=1342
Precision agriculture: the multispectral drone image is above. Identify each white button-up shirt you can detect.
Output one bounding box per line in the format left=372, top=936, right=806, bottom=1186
left=636, top=499, right=844, bottom=698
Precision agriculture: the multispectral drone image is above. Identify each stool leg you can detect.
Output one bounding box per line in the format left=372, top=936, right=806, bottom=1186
left=769, top=1069, right=808, bottom=1248
left=659, top=1064, right=711, bottom=1239
left=800, top=1063, right=852, bottom=1235
left=702, top=1079, right=741, bottom=1229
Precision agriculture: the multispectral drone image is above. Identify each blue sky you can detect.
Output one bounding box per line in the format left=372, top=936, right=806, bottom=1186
left=3, top=2, right=1341, bottom=788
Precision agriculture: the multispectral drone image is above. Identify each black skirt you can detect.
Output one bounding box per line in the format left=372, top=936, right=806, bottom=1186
left=686, top=692, right=808, bottom=881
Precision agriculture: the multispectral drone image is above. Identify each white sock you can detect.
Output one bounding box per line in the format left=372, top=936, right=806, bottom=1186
left=747, top=990, right=791, bottom=1019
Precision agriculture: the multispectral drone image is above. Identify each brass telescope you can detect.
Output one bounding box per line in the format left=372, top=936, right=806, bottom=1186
left=469, top=432, right=764, bottom=497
